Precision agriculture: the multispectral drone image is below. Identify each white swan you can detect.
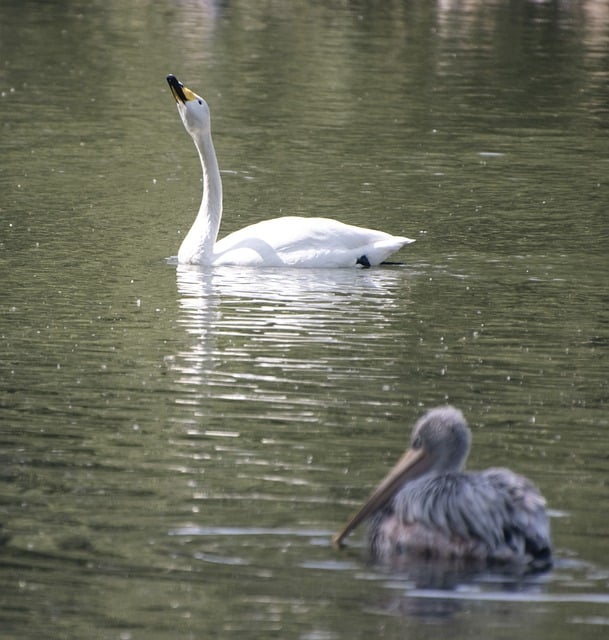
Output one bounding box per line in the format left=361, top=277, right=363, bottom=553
left=167, top=75, right=415, bottom=268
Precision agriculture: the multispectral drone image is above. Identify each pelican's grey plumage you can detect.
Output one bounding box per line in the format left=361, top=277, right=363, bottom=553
left=333, top=406, right=552, bottom=569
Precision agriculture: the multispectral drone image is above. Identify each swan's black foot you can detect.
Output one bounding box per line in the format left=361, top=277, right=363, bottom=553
left=356, top=255, right=371, bottom=268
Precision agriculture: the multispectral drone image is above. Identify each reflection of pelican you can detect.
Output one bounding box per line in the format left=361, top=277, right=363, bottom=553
left=166, top=75, right=414, bottom=267
left=333, top=406, right=552, bottom=569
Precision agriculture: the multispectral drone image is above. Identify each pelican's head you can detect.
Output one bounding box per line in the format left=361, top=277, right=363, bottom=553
left=333, top=406, right=472, bottom=547
left=167, top=74, right=211, bottom=137
left=410, top=406, right=471, bottom=475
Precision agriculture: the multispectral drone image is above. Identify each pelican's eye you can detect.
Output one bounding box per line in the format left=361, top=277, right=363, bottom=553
left=412, top=435, right=422, bottom=449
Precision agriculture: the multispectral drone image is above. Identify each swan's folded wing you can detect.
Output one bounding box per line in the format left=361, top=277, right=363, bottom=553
left=213, top=216, right=414, bottom=267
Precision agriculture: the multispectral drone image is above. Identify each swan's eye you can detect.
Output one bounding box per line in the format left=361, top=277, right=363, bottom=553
left=412, top=435, right=422, bottom=449
left=197, top=99, right=202, bottom=105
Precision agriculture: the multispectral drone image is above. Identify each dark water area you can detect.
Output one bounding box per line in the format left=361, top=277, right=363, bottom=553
left=1, top=1, right=608, bottom=638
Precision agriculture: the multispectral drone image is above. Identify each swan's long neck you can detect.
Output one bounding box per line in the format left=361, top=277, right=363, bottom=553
left=177, top=128, right=223, bottom=264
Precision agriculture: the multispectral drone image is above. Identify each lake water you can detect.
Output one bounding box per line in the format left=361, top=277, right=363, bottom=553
left=1, top=0, right=608, bottom=638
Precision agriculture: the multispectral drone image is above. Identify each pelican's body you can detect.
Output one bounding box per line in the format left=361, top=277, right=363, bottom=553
left=334, top=407, right=552, bottom=569
left=167, top=75, right=414, bottom=268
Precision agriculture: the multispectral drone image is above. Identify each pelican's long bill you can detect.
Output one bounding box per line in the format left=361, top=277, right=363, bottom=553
left=333, top=445, right=431, bottom=548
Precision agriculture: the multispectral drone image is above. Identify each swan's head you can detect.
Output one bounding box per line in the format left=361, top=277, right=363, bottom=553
left=167, top=74, right=211, bottom=137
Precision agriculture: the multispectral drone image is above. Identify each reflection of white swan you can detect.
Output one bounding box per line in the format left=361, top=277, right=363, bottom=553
left=173, top=263, right=409, bottom=389
left=167, top=75, right=415, bottom=268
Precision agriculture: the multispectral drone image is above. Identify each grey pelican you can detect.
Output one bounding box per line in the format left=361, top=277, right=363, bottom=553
left=333, top=406, right=552, bottom=569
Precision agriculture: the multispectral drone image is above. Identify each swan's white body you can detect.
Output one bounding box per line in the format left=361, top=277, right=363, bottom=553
left=191, top=216, right=410, bottom=268
left=167, top=75, right=414, bottom=268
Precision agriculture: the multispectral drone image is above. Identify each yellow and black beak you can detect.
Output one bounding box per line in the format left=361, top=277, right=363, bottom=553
left=167, top=74, right=197, bottom=104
